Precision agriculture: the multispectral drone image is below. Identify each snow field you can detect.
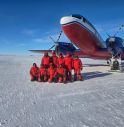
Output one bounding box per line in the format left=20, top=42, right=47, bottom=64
left=0, top=55, right=124, bottom=127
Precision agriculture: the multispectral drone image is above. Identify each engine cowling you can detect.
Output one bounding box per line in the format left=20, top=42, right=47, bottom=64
left=106, top=37, right=123, bottom=56
left=55, top=42, right=77, bottom=55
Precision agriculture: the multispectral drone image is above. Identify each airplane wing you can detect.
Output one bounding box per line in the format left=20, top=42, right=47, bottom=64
left=29, top=50, right=53, bottom=54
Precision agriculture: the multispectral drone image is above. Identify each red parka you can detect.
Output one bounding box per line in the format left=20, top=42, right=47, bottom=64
left=30, top=66, right=39, bottom=77
left=57, top=57, right=65, bottom=67
left=48, top=66, right=56, bottom=76
left=51, top=55, right=58, bottom=67
left=39, top=67, right=47, bottom=75
left=64, top=56, right=73, bottom=70
left=57, top=67, right=65, bottom=75
left=73, top=58, right=82, bottom=70
left=41, top=56, right=50, bottom=67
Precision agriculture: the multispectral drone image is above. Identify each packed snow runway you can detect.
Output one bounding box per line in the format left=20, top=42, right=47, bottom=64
left=0, top=55, right=124, bottom=127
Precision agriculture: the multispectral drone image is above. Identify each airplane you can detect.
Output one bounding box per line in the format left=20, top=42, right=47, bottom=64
left=30, top=14, right=124, bottom=63
left=60, top=14, right=124, bottom=60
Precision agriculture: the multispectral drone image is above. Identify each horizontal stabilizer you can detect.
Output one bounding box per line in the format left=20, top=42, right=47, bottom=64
left=29, top=50, right=53, bottom=53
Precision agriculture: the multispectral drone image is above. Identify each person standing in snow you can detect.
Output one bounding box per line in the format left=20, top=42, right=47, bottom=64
left=57, top=53, right=65, bottom=67
left=64, top=52, right=73, bottom=82
left=41, top=52, right=51, bottom=68
left=30, top=63, right=39, bottom=81
left=50, top=51, right=58, bottom=68
left=73, top=55, right=83, bottom=81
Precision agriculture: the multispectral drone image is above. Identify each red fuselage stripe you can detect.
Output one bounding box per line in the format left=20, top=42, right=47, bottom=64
left=62, top=21, right=105, bottom=53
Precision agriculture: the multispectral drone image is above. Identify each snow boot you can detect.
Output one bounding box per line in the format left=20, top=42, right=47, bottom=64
left=74, top=74, right=77, bottom=81
left=58, top=77, right=63, bottom=83
left=78, top=74, right=83, bottom=81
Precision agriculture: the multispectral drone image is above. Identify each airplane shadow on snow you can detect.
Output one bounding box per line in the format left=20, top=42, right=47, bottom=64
left=82, top=71, right=111, bottom=80
left=84, top=64, right=109, bottom=67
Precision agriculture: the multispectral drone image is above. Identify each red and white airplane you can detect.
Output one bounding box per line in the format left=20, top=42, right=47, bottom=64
left=30, top=14, right=124, bottom=61
left=60, top=14, right=124, bottom=60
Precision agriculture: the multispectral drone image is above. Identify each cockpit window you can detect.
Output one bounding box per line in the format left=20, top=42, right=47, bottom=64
left=83, top=17, right=86, bottom=23
left=72, top=14, right=82, bottom=19
left=72, top=14, right=97, bottom=32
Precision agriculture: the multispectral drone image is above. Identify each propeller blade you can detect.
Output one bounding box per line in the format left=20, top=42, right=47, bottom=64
left=56, top=31, right=62, bottom=42
left=49, top=36, right=56, bottom=43
left=106, top=33, right=111, bottom=37
left=49, top=45, right=55, bottom=50
left=114, top=24, right=124, bottom=36
left=121, top=24, right=124, bottom=28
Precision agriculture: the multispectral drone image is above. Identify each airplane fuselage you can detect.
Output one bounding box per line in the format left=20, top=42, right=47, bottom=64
left=60, top=14, right=114, bottom=59
left=61, top=15, right=105, bottom=53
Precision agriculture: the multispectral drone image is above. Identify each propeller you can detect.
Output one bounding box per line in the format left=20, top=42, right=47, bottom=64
left=48, top=31, right=63, bottom=50
left=106, top=24, right=124, bottom=38
left=114, top=24, right=124, bottom=36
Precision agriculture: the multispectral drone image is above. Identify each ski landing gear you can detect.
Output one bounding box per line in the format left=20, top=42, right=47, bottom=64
left=109, top=55, right=124, bottom=72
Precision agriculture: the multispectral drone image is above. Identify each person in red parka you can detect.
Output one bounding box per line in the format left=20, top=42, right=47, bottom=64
left=48, top=63, right=56, bottom=83
left=56, top=64, right=66, bottom=83
left=64, top=52, right=73, bottom=81
left=50, top=51, right=58, bottom=67
left=73, top=55, right=83, bottom=81
left=41, top=52, right=50, bottom=68
left=38, top=64, right=48, bottom=82
left=30, top=63, right=39, bottom=81
left=57, top=53, right=65, bottom=67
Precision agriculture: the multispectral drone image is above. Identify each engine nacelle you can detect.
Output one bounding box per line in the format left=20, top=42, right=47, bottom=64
left=55, top=42, right=77, bottom=55
left=106, top=37, right=123, bottom=56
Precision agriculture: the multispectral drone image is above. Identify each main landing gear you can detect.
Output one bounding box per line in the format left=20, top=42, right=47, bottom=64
left=109, top=54, right=124, bottom=72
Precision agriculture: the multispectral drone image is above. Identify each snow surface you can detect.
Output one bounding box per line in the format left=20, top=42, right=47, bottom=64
left=0, top=55, right=124, bottom=127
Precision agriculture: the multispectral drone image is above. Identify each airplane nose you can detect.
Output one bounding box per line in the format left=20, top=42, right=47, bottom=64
left=60, top=16, right=76, bottom=25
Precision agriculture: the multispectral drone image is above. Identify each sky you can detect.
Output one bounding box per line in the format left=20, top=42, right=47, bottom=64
left=0, top=0, right=124, bottom=55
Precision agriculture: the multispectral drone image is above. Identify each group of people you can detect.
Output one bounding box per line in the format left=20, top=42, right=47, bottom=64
left=30, top=51, right=83, bottom=83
